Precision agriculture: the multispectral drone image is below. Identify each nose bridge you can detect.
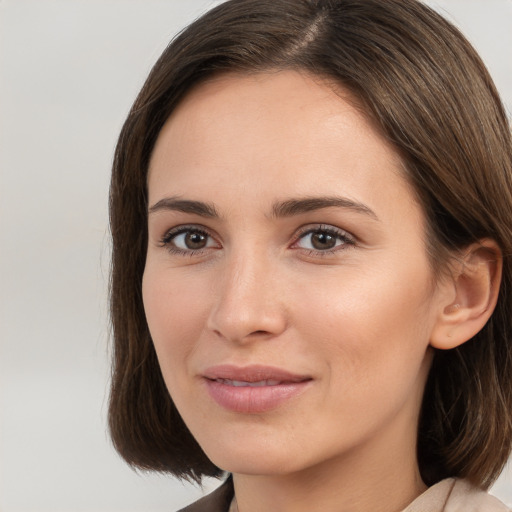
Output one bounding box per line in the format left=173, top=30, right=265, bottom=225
left=207, top=243, right=287, bottom=342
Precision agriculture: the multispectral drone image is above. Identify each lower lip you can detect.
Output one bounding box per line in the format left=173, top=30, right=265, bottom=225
left=204, top=379, right=311, bottom=413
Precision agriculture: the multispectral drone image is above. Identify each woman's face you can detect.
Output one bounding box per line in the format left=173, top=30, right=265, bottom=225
left=143, top=71, right=449, bottom=478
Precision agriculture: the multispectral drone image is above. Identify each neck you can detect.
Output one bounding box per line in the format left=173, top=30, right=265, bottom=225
left=231, top=419, right=426, bottom=512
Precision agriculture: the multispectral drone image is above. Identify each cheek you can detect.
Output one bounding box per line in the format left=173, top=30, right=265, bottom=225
left=142, top=266, right=211, bottom=377
left=292, top=263, right=436, bottom=386
left=295, top=278, right=434, bottom=449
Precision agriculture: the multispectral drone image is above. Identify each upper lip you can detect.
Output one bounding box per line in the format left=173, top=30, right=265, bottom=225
left=202, top=364, right=311, bottom=383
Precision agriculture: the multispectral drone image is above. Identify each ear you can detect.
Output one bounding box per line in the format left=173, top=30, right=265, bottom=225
left=430, top=239, right=502, bottom=350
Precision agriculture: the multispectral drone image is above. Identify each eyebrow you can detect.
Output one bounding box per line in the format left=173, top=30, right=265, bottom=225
left=271, top=196, right=378, bottom=220
left=148, top=195, right=378, bottom=220
left=148, top=197, right=219, bottom=218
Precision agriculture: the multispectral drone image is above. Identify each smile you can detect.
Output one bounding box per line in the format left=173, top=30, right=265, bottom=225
left=202, top=365, right=312, bottom=413
left=216, top=379, right=284, bottom=387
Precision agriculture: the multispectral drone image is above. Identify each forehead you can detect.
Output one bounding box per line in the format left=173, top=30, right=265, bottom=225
left=152, top=71, right=382, bottom=157
left=147, top=70, right=418, bottom=220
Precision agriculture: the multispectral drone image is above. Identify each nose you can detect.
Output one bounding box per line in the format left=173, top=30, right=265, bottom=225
left=206, top=251, right=288, bottom=344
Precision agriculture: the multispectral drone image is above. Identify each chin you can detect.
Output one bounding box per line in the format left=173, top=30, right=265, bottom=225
left=211, top=453, right=301, bottom=477
left=199, top=434, right=307, bottom=476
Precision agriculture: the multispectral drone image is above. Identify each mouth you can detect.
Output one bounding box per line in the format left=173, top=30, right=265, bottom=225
left=202, top=365, right=312, bottom=413
left=203, top=364, right=310, bottom=382
left=214, top=379, right=286, bottom=387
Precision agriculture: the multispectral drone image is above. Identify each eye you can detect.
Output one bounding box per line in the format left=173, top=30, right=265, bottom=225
left=294, top=225, right=354, bottom=253
left=161, top=226, right=218, bottom=254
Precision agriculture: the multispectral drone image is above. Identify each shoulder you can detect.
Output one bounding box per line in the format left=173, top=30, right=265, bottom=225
left=177, top=478, right=234, bottom=512
left=403, top=478, right=510, bottom=512
left=446, top=479, right=510, bottom=512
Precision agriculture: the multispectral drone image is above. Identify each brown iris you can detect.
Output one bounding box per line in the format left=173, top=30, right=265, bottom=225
left=184, top=231, right=208, bottom=249
left=310, top=232, right=337, bottom=250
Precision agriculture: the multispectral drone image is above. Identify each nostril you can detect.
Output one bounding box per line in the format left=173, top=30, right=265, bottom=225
left=208, top=301, right=288, bottom=343
left=213, top=328, right=270, bottom=341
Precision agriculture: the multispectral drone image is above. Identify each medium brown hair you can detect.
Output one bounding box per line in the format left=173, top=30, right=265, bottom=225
left=109, top=0, right=512, bottom=487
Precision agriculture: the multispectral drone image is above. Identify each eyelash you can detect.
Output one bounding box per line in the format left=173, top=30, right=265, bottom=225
left=159, top=224, right=356, bottom=257
left=160, top=225, right=216, bottom=256
left=292, top=224, right=355, bottom=256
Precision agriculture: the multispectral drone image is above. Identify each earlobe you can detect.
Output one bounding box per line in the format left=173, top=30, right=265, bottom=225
left=430, top=239, right=502, bottom=350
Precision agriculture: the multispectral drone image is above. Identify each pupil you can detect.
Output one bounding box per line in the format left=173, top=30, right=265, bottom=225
left=312, top=232, right=336, bottom=250
left=185, top=232, right=207, bottom=249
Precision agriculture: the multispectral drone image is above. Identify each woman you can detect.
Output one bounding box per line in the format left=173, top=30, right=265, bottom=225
left=108, top=0, right=512, bottom=510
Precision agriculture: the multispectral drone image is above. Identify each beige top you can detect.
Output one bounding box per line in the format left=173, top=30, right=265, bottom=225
left=180, top=477, right=510, bottom=512
left=403, top=478, right=510, bottom=512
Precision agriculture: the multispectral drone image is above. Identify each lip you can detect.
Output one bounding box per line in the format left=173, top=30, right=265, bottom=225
left=202, top=365, right=312, bottom=413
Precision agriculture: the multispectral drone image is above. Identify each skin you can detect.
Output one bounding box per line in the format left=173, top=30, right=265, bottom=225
left=143, top=71, right=462, bottom=512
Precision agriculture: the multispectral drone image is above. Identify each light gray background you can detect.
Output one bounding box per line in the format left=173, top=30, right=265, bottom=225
left=1, top=1, right=511, bottom=510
